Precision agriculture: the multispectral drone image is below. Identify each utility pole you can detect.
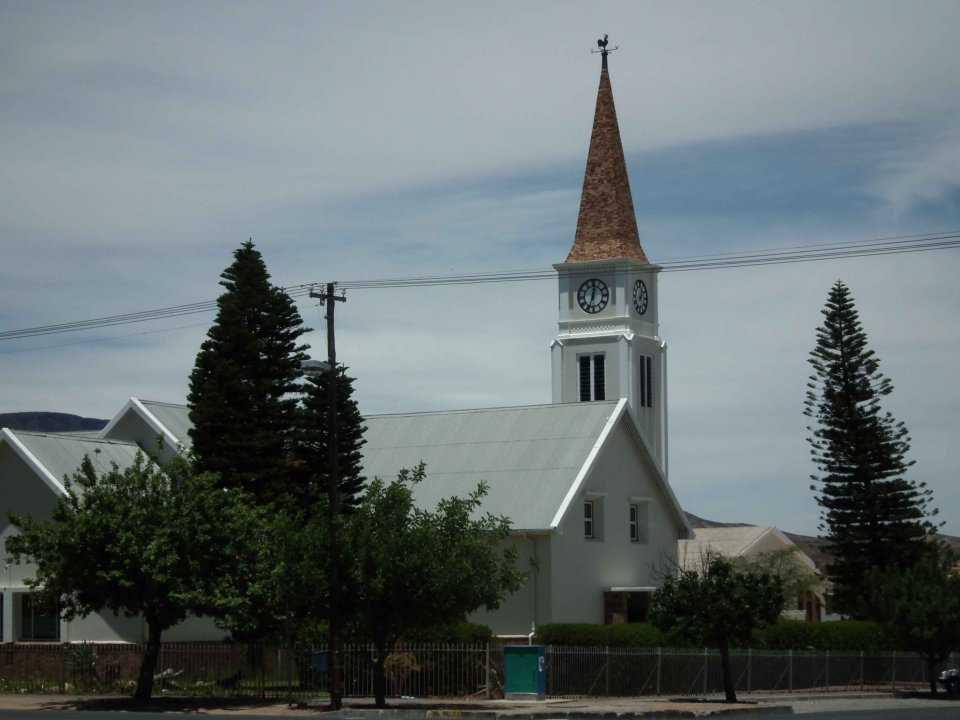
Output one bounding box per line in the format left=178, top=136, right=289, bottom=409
left=310, top=282, right=346, bottom=710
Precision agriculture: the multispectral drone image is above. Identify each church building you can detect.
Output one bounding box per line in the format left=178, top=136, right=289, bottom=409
left=359, top=44, right=689, bottom=634
left=0, top=44, right=690, bottom=641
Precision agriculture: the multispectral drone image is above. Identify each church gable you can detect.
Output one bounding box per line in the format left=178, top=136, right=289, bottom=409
left=360, top=402, right=623, bottom=532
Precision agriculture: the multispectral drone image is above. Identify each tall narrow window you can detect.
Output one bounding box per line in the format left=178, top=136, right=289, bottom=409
left=579, top=354, right=605, bottom=401
left=629, top=503, right=649, bottom=543
left=584, top=500, right=595, bottom=538
left=639, top=354, right=653, bottom=408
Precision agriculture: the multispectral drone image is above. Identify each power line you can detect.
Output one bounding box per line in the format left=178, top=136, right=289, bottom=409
left=1, top=230, right=958, bottom=343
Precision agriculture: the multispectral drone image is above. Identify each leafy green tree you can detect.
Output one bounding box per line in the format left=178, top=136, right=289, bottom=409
left=651, top=553, right=783, bottom=702
left=292, top=364, right=367, bottom=512
left=731, top=547, right=823, bottom=619
left=804, top=280, right=938, bottom=616
left=867, top=544, right=960, bottom=694
left=188, top=240, right=309, bottom=506
left=5, top=453, right=262, bottom=700
left=342, top=464, right=525, bottom=707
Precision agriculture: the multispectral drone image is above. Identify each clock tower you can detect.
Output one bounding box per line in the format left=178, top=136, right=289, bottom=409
left=551, top=44, right=668, bottom=474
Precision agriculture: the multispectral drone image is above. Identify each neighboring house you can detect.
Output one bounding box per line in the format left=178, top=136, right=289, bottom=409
left=679, top=525, right=825, bottom=622
left=99, top=397, right=192, bottom=463
left=0, top=428, right=223, bottom=642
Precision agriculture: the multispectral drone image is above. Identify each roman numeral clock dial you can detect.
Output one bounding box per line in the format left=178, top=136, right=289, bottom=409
left=577, top=278, right=609, bottom=314
left=633, top=279, right=648, bottom=315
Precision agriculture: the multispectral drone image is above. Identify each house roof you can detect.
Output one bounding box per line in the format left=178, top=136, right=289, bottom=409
left=678, top=525, right=815, bottom=571
left=0, top=428, right=145, bottom=496
left=138, top=399, right=193, bottom=449
left=361, top=399, right=689, bottom=535
left=100, top=398, right=192, bottom=451
left=566, top=52, right=648, bottom=264
left=86, top=396, right=691, bottom=536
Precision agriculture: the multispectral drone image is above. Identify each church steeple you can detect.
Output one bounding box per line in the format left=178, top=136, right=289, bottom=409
left=566, top=41, right=648, bottom=264
left=552, top=39, right=667, bottom=475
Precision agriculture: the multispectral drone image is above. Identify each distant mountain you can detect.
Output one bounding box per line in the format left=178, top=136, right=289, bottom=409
left=0, top=412, right=108, bottom=433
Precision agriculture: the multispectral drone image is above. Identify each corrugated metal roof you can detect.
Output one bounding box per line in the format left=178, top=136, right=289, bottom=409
left=361, top=401, right=621, bottom=531
left=138, top=400, right=193, bottom=449
left=2, top=430, right=146, bottom=495
left=678, top=526, right=775, bottom=570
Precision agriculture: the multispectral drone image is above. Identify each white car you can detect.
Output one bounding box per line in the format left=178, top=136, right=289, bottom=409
left=937, top=667, right=960, bottom=693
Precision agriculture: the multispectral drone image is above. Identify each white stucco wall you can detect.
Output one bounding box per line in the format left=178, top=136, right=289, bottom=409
left=547, top=419, right=680, bottom=624
left=468, top=533, right=552, bottom=636
left=101, top=411, right=181, bottom=465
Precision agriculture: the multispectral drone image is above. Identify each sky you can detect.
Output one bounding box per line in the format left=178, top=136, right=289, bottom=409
left=2, top=0, right=959, bottom=537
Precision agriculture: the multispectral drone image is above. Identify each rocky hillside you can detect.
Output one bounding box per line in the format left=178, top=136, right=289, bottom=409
left=0, top=412, right=108, bottom=433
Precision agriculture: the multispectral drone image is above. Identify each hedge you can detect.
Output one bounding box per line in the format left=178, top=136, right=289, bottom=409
left=534, top=623, right=665, bottom=647
left=754, top=620, right=893, bottom=652
left=533, top=620, right=893, bottom=652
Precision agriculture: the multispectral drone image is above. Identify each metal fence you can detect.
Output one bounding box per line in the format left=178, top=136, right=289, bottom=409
left=545, top=646, right=933, bottom=697
left=0, top=642, right=937, bottom=698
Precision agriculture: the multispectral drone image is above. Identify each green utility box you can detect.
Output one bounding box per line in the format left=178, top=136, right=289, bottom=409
left=503, top=645, right=546, bottom=699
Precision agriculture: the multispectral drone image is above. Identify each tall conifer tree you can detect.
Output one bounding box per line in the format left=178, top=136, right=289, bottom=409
left=804, top=280, right=938, bottom=616
left=293, top=365, right=367, bottom=512
left=188, top=241, right=309, bottom=505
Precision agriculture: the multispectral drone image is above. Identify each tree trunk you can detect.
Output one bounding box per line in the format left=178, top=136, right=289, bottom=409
left=135, top=623, right=163, bottom=701
left=718, top=642, right=737, bottom=703
left=373, top=639, right=389, bottom=708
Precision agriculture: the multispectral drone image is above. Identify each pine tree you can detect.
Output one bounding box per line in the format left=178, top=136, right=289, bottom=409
left=804, top=280, right=938, bottom=617
left=292, top=364, right=367, bottom=512
left=188, top=241, right=309, bottom=505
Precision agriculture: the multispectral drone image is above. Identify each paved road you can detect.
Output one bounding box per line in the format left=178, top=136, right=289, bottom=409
left=0, top=692, right=957, bottom=719
left=781, top=693, right=960, bottom=718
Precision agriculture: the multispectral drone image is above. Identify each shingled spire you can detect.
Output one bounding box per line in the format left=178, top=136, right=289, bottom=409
left=566, top=44, right=648, bottom=263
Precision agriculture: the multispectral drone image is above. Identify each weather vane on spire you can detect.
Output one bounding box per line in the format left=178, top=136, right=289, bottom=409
left=591, top=34, right=618, bottom=69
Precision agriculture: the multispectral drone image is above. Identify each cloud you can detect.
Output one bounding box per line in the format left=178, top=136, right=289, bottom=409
left=2, top=0, right=960, bottom=536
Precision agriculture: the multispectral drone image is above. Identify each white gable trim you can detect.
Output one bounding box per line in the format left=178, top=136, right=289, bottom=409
left=621, top=402, right=692, bottom=538
left=100, top=397, right=181, bottom=451
left=742, top=526, right=818, bottom=571
left=549, top=398, right=627, bottom=530
left=741, top=526, right=777, bottom=556
left=0, top=428, right=67, bottom=496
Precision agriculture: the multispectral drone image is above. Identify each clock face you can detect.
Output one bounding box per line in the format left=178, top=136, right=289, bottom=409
left=577, top=278, right=609, bottom=314
left=633, top=279, right=649, bottom=315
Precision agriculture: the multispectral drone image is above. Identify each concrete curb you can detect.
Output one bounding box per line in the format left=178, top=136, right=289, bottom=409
left=295, top=704, right=795, bottom=719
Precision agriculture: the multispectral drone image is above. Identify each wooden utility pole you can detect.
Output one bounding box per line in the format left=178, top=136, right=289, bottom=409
left=310, top=282, right=346, bottom=710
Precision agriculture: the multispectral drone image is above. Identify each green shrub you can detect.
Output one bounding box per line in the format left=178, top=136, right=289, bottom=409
left=534, top=623, right=665, bottom=647
left=405, top=621, right=493, bottom=644
left=536, top=620, right=894, bottom=652
left=756, top=620, right=893, bottom=652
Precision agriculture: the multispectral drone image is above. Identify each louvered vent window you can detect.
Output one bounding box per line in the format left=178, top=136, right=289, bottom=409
left=579, top=354, right=606, bottom=402
left=639, top=354, right=653, bottom=408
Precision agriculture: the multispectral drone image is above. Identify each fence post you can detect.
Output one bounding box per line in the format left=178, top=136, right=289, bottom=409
left=485, top=643, right=491, bottom=700
left=656, top=647, right=661, bottom=696
left=703, top=647, right=708, bottom=695
left=605, top=646, right=610, bottom=697
left=788, top=650, right=793, bottom=693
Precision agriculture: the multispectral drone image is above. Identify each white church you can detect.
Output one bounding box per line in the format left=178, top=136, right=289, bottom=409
left=0, top=49, right=691, bottom=641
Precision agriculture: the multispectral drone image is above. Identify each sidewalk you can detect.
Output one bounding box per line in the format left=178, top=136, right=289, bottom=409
left=0, top=693, right=794, bottom=717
